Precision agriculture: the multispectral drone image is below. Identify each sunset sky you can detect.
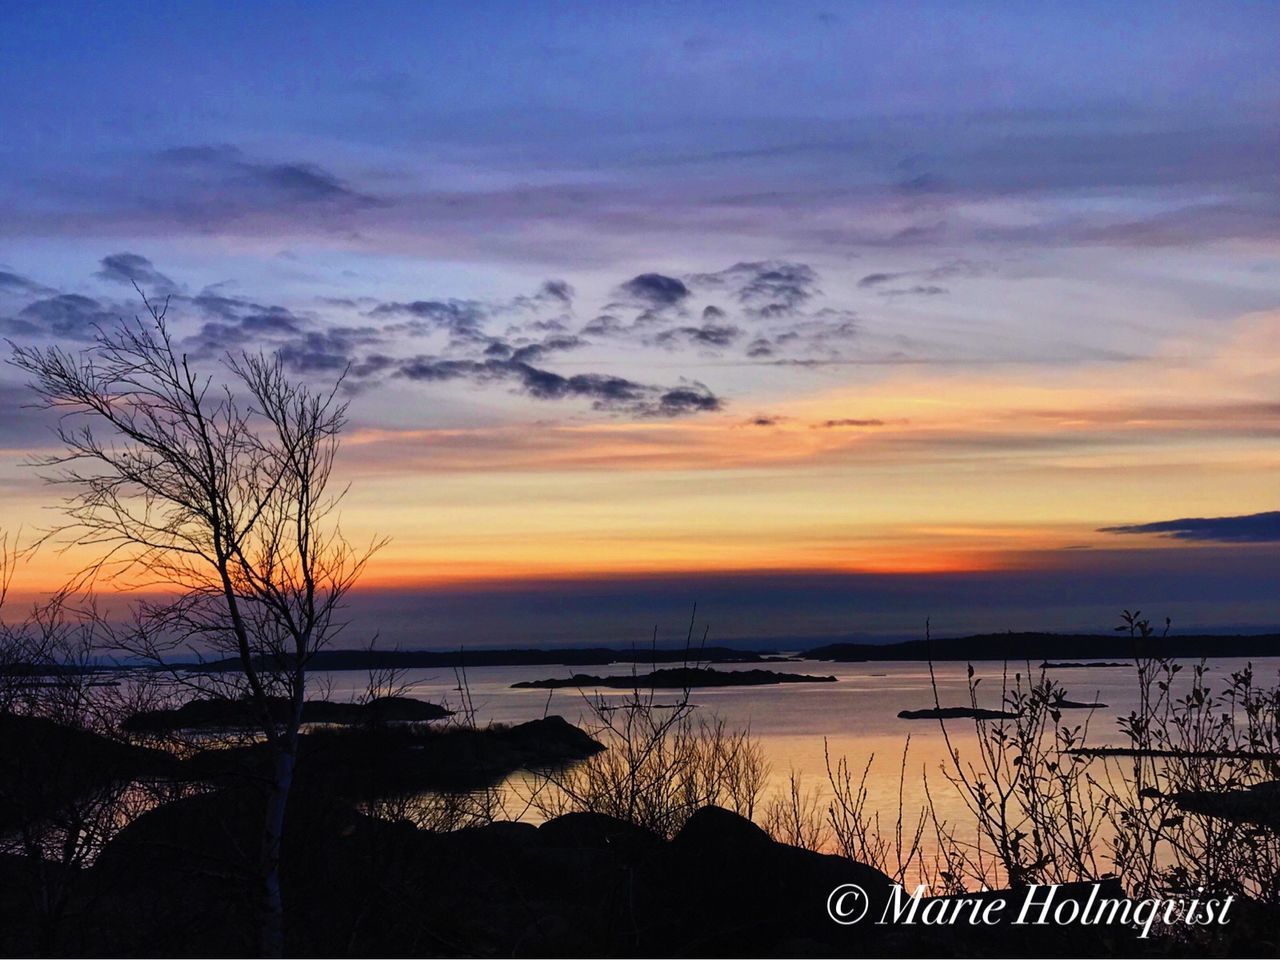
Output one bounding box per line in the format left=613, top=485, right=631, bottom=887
left=1, top=2, right=1277, bottom=645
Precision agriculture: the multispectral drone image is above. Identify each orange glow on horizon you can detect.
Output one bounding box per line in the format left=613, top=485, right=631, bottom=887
left=1, top=310, right=1275, bottom=602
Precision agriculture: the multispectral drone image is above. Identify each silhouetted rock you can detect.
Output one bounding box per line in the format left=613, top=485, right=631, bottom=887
left=0, top=713, right=177, bottom=832
left=539, top=811, right=665, bottom=854
left=11, top=786, right=1226, bottom=958
left=185, top=714, right=604, bottom=796
left=1168, top=780, right=1280, bottom=830
left=665, top=806, right=896, bottom=954
left=85, top=780, right=363, bottom=956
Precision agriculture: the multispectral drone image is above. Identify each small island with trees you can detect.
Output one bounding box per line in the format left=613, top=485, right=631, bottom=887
left=511, top=666, right=837, bottom=689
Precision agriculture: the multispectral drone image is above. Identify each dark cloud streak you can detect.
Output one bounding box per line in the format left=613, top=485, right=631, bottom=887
left=1099, top=511, right=1280, bottom=544
left=392, top=354, right=720, bottom=417
left=95, top=252, right=177, bottom=292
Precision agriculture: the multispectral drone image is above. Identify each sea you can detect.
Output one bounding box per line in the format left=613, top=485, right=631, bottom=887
left=313, top=655, right=1280, bottom=842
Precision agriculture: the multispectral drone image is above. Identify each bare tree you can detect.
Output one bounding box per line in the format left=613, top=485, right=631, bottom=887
left=10, top=295, right=382, bottom=955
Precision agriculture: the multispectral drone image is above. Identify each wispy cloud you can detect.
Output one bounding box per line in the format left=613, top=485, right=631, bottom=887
left=813, top=418, right=887, bottom=429
left=0, top=294, right=120, bottom=340
left=391, top=356, right=721, bottom=417
left=1099, top=511, right=1280, bottom=544
left=155, top=144, right=381, bottom=208
left=95, top=252, right=177, bottom=293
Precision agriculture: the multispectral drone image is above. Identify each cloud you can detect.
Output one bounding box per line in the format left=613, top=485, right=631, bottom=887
left=95, top=252, right=177, bottom=292
left=392, top=354, right=722, bottom=417
left=857, top=272, right=900, bottom=289
left=157, top=144, right=379, bottom=208
left=5, top=111, right=1279, bottom=260
left=0, top=294, right=119, bottom=340
left=535, top=279, right=574, bottom=305
left=370, top=279, right=574, bottom=344
left=813, top=419, right=887, bottom=428
left=258, top=163, right=360, bottom=203
left=0, top=382, right=58, bottom=448
left=858, top=260, right=992, bottom=295
left=492, top=334, right=588, bottom=364
left=579, top=314, right=627, bottom=337
left=688, top=261, right=819, bottom=318
left=618, top=273, right=691, bottom=307
left=189, top=291, right=273, bottom=320
left=369, top=298, right=489, bottom=337
left=608, top=261, right=854, bottom=360
left=768, top=309, right=859, bottom=354
left=173, top=275, right=689, bottom=416
left=654, top=324, right=742, bottom=349
left=0, top=270, right=52, bottom=297
left=651, top=385, right=721, bottom=417
left=186, top=300, right=310, bottom=354
left=3, top=264, right=737, bottom=421
left=1099, top=511, right=1280, bottom=543
left=0, top=145, right=388, bottom=239
left=881, top=284, right=948, bottom=297
left=275, top=326, right=385, bottom=373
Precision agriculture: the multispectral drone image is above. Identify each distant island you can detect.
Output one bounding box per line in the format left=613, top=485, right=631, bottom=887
left=898, top=707, right=1019, bottom=720
left=805, top=631, right=1280, bottom=662
left=1042, top=661, right=1128, bottom=668
left=122, top=695, right=453, bottom=733
left=167, top=646, right=782, bottom=673
left=512, top=667, right=837, bottom=690
left=899, top=697, right=1106, bottom=720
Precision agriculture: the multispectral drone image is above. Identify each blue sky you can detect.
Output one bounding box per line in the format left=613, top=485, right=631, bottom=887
left=1, top=1, right=1277, bottom=644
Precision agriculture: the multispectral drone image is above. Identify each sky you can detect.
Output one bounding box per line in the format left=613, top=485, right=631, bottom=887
left=1, top=1, right=1277, bottom=646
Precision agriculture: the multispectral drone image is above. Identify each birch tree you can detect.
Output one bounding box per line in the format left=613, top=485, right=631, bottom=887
left=11, top=296, right=381, bottom=955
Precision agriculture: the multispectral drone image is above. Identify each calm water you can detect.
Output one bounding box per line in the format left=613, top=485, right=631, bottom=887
left=316, top=655, right=1280, bottom=836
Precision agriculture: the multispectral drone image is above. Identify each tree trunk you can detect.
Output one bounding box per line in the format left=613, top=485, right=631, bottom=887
left=260, top=747, right=295, bottom=958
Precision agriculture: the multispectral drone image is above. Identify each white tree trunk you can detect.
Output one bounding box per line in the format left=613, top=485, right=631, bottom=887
left=260, top=747, right=295, bottom=957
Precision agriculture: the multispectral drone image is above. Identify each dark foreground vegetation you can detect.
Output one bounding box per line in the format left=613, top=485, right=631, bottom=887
left=0, top=786, right=1159, bottom=958
left=512, top=666, right=836, bottom=689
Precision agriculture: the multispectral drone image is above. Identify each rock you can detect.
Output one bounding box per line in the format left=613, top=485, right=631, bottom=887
left=184, top=714, right=605, bottom=797
left=358, top=694, right=454, bottom=722
left=1169, top=780, right=1280, bottom=830
left=672, top=803, right=777, bottom=853
left=50, top=792, right=1183, bottom=957
left=666, top=806, right=896, bottom=954
left=0, top=713, right=177, bottom=832
left=539, top=811, right=664, bottom=854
